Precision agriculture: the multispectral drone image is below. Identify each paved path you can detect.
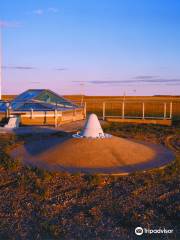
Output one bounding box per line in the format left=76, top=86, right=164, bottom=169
left=0, top=120, right=86, bottom=135
left=0, top=120, right=108, bottom=135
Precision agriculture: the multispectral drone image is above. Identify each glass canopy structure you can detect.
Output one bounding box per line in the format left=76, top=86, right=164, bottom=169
left=0, top=89, right=80, bottom=112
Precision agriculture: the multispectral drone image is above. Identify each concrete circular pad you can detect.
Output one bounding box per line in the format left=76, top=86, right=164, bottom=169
left=12, top=136, right=174, bottom=174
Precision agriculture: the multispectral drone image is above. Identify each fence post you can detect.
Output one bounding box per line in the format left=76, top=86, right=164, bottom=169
left=103, top=102, right=106, bottom=120
left=122, top=101, right=125, bottom=119
left=142, top=102, right=145, bottom=119
left=31, top=108, right=34, bottom=119
left=54, top=109, right=58, bottom=127
left=170, top=102, right=173, bottom=119
left=84, top=102, right=87, bottom=119
left=164, top=103, right=167, bottom=119
left=6, top=108, right=9, bottom=118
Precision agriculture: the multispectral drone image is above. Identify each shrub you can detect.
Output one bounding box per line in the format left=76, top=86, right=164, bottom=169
left=0, top=151, right=20, bottom=170
left=29, top=166, right=53, bottom=181
left=84, top=174, right=102, bottom=185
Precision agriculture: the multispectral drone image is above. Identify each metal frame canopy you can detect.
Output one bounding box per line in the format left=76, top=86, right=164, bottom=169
left=0, top=89, right=80, bottom=112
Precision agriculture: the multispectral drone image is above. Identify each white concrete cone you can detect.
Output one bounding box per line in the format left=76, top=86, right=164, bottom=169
left=81, top=113, right=105, bottom=138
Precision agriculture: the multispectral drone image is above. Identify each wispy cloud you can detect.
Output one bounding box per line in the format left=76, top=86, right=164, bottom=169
left=55, top=67, right=67, bottom=71
left=0, top=21, right=21, bottom=28
left=165, top=83, right=180, bottom=86
left=73, top=81, right=86, bottom=83
left=139, top=79, right=180, bottom=83
left=73, top=78, right=180, bottom=86
left=90, top=80, right=132, bottom=84
left=3, top=66, right=36, bottom=70
left=29, top=81, right=41, bottom=84
left=48, top=7, right=59, bottom=13
left=134, top=75, right=159, bottom=79
left=33, top=9, right=44, bottom=15
left=32, top=7, right=59, bottom=16
left=4, top=65, right=68, bottom=71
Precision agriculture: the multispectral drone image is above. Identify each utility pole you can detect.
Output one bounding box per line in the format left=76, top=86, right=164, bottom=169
left=123, top=90, right=126, bottom=101
left=80, top=83, right=85, bottom=106
left=0, top=25, right=2, bottom=100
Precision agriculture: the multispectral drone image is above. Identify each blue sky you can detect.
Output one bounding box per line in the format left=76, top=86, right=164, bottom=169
left=1, top=0, right=180, bottom=95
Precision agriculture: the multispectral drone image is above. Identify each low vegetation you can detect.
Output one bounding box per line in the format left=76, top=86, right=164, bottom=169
left=65, top=95, right=180, bottom=120
left=2, top=94, right=180, bottom=119
left=0, top=123, right=179, bottom=239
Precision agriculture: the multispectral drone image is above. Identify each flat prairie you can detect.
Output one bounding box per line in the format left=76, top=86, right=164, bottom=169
left=66, top=95, right=180, bottom=119
left=2, top=95, right=180, bottom=119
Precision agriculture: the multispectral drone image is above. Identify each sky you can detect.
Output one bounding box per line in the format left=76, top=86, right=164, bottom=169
left=0, top=0, right=180, bottom=96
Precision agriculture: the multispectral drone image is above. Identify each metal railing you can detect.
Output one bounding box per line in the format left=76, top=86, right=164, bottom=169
left=102, top=101, right=173, bottom=120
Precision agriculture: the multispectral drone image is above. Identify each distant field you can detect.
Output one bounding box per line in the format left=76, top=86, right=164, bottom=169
left=66, top=95, right=180, bottom=120
left=2, top=94, right=180, bottom=120
left=2, top=95, right=16, bottom=101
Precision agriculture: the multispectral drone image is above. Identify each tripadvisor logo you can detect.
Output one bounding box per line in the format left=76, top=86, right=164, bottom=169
left=135, top=227, right=143, bottom=236
left=135, top=227, right=173, bottom=236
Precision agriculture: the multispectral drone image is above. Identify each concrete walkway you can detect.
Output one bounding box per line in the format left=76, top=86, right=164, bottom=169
left=0, top=120, right=86, bottom=135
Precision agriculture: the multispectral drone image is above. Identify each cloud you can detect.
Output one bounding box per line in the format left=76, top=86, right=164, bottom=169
left=33, top=9, right=44, bottom=15
left=90, top=80, right=133, bottom=84
left=75, top=79, right=180, bottom=86
left=48, top=8, right=59, bottom=13
left=32, top=7, right=59, bottom=15
left=3, top=66, right=36, bottom=70
left=0, top=21, right=21, bottom=28
left=30, top=81, right=41, bottom=84
left=134, top=75, right=159, bottom=79
left=139, top=79, right=180, bottom=83
left=72, top=81, right=84, bottom=83
left=55, top=67, right=67, bottom=71
left=165, top=83, right=180, bottom=86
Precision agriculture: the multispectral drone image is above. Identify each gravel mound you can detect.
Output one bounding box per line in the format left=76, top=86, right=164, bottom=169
left=12, top=135, right=174, bottom=174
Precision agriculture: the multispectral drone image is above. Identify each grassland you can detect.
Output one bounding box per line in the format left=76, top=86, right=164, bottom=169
left=2, top=94, right=180, bottom=120
left=65, top=95, right=180, bottom=120
left=0, top=123, right=180, bottom=239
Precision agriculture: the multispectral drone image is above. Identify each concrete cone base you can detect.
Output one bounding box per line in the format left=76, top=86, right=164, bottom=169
left=80, top=113, right=105, bottom=138
left=12, top=136, right=174, bottom=174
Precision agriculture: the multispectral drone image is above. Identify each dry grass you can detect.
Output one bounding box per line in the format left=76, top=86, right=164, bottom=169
left=0, top=124, right=180, bottom=239
left=2, top=94, right=180, bottom=119
left=66, top=95, right=180, bottom=120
